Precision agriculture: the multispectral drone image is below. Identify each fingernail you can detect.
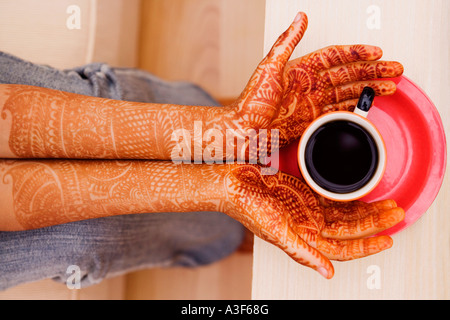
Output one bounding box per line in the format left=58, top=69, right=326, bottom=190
left=318, top=267, right=328, bottom=278
left=294, top=12, right=302, bottom=23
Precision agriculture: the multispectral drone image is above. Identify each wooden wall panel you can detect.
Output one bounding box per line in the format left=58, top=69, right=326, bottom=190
left=0, top=0, right=140, bottom=69
left=137, top=0, right=265, bottom=100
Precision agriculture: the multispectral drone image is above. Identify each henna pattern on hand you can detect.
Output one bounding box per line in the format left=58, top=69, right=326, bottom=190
left=223, top=164, right=405, bottom=278
left=234, top=12, right=404, bottom=151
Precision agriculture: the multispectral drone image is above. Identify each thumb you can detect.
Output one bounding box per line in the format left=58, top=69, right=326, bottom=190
left=234, top=13, right=308, bottom=124
left=265, top=12, right=308, bottom=65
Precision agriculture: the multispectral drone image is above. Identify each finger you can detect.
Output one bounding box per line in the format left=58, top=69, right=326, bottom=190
left=299, top=45, right=383, bottom=71
left=265, top=12, right=308, bottom=65
left=323, top=80, right=396, bottom=105
left=321, top=99, right=359, bottom=114
left=321, top=198, right=397, bottom=222
left=261, top=208, right=334, bottom=279
left=317, top=235, right=393, bottom=261
left=320, top=61, right=404, bottom=87
left=321, top=207, right=405, bottom=240
left=281, top=225, right=335, bottom=279
left=237, top=12, right=308, bottom=114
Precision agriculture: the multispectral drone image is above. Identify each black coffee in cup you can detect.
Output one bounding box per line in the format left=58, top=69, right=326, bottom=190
left=305, top=120, right=379, bottom=194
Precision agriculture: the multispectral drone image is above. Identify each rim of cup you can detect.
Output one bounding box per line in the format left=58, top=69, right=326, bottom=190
left=298, top=111, right=386, bottom=202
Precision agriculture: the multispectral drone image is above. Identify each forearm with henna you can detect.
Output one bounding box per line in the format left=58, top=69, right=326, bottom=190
left=0, top=159, right=404, bottom=278
left=0, top=159, right=232, bottom=231
left=0, top=84, right=240, bottom=160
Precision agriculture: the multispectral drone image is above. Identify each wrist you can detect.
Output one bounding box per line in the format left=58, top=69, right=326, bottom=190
left=203, top=103, right=280, bottom=165
left=171, top=104, right=241, bottom=163
left=177, top=163, right=231, bottom=208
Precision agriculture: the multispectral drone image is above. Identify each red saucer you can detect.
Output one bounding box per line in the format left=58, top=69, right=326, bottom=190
left=276, top=76, right=447, bottom=236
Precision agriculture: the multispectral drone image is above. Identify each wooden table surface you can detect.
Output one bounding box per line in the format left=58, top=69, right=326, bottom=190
left=252, top=0, right=449, bottom=300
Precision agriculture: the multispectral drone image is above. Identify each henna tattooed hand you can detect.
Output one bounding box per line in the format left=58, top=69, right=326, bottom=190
left=0, top=159, right=404, bottom=278
left=223, top=164, right=405, bottom=279
left=231, top=12, right=404, bottom=149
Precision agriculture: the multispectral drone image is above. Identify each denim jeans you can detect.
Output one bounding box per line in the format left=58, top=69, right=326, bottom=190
left=0, top=52, right=245, bottom=290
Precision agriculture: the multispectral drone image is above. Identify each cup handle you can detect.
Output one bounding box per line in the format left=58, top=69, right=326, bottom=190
left=354, top=86, right=376, bottom=118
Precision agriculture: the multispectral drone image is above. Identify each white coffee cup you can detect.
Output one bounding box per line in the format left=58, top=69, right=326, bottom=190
left=298, top=87, right=386, bottom=201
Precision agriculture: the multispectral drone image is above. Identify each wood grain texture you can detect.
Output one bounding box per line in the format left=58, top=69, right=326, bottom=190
left=0, top=0, right=92, bottom=68
left=125, top=252, right=253, bottom=300
left=252, top=0, right=449, bottom=300
left=138, top=0, right=265, bottom=99
left=0, top=0, right=140, bottom=69
left=0, top=276, right=125, bottom=300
